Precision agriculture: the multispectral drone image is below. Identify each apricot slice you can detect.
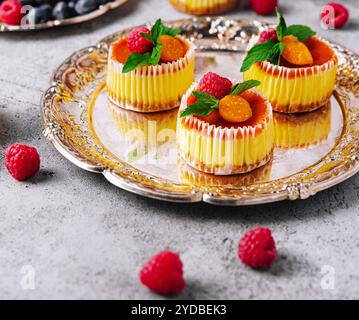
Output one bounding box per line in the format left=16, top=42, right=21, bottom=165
left=281, top=35, right=313, bottom=66
left=158, top=35, right=186, bottom=62
left=219, top=95, right=252, bottom=123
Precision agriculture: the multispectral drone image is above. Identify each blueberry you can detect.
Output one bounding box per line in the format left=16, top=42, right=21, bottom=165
left=96, top=0, right=110, bottom=6
left=34, top=0, right=51, bottom=6
left=75, top=0, right=98, bottom=15
left=67, top=0, right=76, bottom=9
left=39, top=4, right=53, bottom=19
left=30, top=4, right=53, bottom=24
left=19, top=0, right=37, bottom=6
left=52, top=2, right=73, bottom=20
left=67, top=0, right=77, bottom=15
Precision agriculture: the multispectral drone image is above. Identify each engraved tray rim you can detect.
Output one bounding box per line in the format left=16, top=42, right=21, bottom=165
left=40, top=17, right=359, bottom=206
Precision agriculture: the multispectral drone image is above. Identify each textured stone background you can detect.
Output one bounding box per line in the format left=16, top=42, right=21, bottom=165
left=0, top=0, right=358, bottom=299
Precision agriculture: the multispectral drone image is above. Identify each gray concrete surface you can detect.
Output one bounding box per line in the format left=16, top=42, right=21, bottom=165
left=1, top=0, right=359, bottom=300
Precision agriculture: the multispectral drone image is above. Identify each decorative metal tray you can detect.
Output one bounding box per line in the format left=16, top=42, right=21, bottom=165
left=41, top=17, right=359, bottom=205
left=0, top=0, right=128, bottom=32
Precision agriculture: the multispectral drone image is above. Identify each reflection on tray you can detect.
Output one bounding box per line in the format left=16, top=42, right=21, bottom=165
left=274, top=103, right=331, bottom=149
left=109, top=102, right=178, bottom=163
left=178, top=157, right=272, bottom=187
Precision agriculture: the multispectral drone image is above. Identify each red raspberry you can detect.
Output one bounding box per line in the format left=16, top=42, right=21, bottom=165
left=198, top=72, right=232, bottom=100
left=127, top=27, right=153, bottom=54
left=320, top=2, right=349, bottom=29
left=0, top=0, right=23, bottom=26
left=5, top=144, right=40, bottom=181
left=238, top=227, right=278, bottom=269
left=258, top=29, right=278, bottom=43
left=140, top=251, right=185, bottom=296
left=251, top=0, right=277, bottom=16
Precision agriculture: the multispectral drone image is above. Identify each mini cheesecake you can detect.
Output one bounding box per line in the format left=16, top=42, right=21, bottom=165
left=274, top=102, right=331, bottom=149
left=244, top=36, right=337, bottom=113
left=242, top=11, right=338, bottom=113
left=107, top=22, right=195, bottom=113
left=177, top=79, right=275, bottom=175
left=169, top=0, right=238, bottom=15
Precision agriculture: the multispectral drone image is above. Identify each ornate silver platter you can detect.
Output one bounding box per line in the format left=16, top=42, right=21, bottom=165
left=0, top=0, right=128, bottom=32
left=41, top=17, right=359, bottom=205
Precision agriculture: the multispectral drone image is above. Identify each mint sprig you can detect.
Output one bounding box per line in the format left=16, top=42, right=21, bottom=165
left=180, top=80, right=261, bottom=118
left=240, top=8, right=316, bottom=72
left=241, top=40, right=278, bottom=73
left=230, top=79, right=261, bottom=95
left=271, top=42, right=285, bottom=65
left=284, top=25, right=316, bottom=42
left=276, top=7, right=287, bottom=41
left=123, top=19, right=182, bottom=73
left=122, top=53, right=152, bottom=73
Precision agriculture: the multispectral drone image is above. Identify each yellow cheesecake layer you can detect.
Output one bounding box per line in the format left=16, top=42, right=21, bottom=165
left=274, top=103, right=331, bottom=149
left=169, top=0, right=238, bottom=15
left=177, top=83, right=275, bottom=175
left=243, top=37, right=338, bottom=113
left=107, top=36, right=195, bottom=113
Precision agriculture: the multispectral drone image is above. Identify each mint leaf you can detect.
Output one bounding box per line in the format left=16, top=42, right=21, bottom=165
left=149, top=19, right=182, bottom=44
left=192, top=91, right=214, bottom=100
left=240, top=40, right=277, bottom=72
left=179, top=101, right=215, bottom=118
left=140, top=32, right=155, bottom=45
left=276, top=8, right=287, bottom=41
left=180, top=91, right=220, bottom=118
left=122, top=52, right=151, bottom=73
left=275, top=8, right=315, bottom=42
left=192, top=91, right=219, bottom=106
left=150, top=19, right=163, bottom=44
left=148, top=43, right=162, bottom=65
left=161, top=25, right=181, bottom=37
left=284, top=25, right=316, bottom=42
left=230, top=80, right=261, bottom=95
left=271, top=42, right=285, bottom=65
left=122, top=44, right=162, bottom=73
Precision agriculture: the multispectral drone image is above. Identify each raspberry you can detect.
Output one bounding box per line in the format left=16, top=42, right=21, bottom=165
left=127, top=27, right=153, bottom=54
left=0, top=0, right=23, bottom=26
left=251, top=0, right=277, bottom=16
left=258, top=29, right=278, bottom=43
left=5, top=144, right=40, bottom=181
left=198, top=72, right=232, bottom=100
left=140, top=251, right=185, bottom=296
left=238, top=227, right=278, bottom=269
left=320, top=2, right=349, bottom=29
